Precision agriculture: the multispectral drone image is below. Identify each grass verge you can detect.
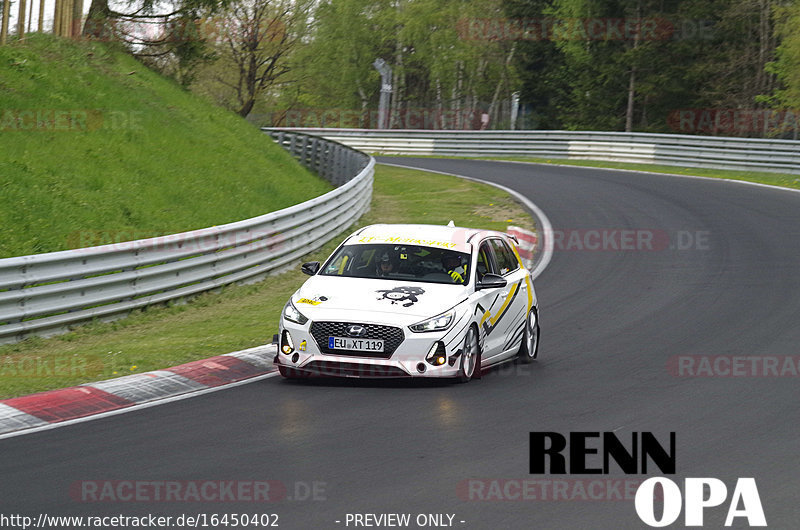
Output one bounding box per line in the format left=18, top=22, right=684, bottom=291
left=0, top=164, right=535, bottom=399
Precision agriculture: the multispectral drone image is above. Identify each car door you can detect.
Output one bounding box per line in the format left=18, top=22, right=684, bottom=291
left=471, top=239, right=511, bottom=364
left=486, top=237, right=529, bottom=360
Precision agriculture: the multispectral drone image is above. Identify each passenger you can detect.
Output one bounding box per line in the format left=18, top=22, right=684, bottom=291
left=442, top=254, right=467, bottom=284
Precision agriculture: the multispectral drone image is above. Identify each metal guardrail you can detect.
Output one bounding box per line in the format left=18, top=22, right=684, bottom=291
left=267, top=128, right=800, bottom=175
left=0, top=132, right=374, bottom=343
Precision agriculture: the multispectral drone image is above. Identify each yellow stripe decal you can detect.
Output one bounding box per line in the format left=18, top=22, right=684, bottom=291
left=525, top=276, right=533, bottom=313
left=511, top=243, right=525, bottom=268
left=489, top=282, right=519, bottom=326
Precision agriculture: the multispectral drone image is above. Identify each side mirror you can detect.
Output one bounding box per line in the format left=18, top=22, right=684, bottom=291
left=476, top=273, right=507, bottom=291
left=301, top=261, right=320, bottom=276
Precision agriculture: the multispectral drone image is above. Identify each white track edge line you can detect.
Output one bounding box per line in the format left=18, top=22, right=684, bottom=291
left=489, top=158, right=800, bottom=195
left=0, top=371, right=281, bottom=441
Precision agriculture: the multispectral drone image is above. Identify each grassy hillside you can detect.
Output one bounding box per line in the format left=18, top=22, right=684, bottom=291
left=0, top=35, right=331, bottom=258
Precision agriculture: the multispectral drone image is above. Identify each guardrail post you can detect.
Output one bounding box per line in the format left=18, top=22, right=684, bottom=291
left=309, top=137, right=319, bottom=175
left=318, top=141, right=329, bottom=182
left=332, top=146, right=342, bottom=186
left=299, top=135, right=309, bottom=167
left=325, top=144, right=336, bottom=184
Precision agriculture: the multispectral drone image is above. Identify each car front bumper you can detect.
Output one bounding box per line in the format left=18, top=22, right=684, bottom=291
left=277, top=316, right=472, bottom=378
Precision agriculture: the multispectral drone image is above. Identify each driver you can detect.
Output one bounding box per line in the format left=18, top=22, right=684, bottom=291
left=442, top=253, right=467, bottom=284
left=377, top=251, right=395, bottom=277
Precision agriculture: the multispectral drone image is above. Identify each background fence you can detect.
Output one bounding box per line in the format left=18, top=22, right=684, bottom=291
left=0, top=132, right=373, bottom=344
left=265, top=128, right=800, bottom=175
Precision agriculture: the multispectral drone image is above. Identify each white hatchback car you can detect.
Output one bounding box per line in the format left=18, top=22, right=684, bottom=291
left=276, top=223, right=539, bottom=382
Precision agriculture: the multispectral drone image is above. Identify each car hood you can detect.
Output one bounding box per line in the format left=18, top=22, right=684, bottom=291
left=292, top=276, right=468, bottom=324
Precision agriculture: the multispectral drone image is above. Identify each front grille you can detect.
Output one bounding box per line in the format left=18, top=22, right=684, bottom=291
left=303, top=360, right=409, bottom=378
left=310, top=321, right=404, bottom=359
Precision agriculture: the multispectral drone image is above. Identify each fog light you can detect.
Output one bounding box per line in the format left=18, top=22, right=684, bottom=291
left=425, top=341, right=447, bottom=366
left=281, top=330, right=294, bottom=355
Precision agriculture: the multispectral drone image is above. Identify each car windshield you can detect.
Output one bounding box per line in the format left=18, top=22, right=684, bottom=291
left=320, top=243, right=471, bottom=285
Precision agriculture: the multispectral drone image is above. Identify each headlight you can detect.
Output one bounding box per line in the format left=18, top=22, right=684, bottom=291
left=409, top=310, right=455, bottom=333
left=283, top=300, right=308, bottom=325
left=426, top=341, right=447, bottom=366
left=281, top=330, right=295, bottom=355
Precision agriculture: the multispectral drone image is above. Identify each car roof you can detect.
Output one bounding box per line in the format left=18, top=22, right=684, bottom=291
left=346, top=223, right=508, bottom=253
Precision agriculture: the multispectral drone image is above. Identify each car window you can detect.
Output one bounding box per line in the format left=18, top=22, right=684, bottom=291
left=321, top=243, right=471, bottom=285
left=489, top=238, right=519, bottom=276
left=325, top=250, right=354, bottom=275
left=476, top=242, right=496, bottom=281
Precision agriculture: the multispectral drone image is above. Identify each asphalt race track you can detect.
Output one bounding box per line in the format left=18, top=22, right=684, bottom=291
left=2, top=158, right=800, bottom=529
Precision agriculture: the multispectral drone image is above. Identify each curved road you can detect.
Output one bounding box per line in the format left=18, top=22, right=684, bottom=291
left=2, top=159, right=800, bottom=529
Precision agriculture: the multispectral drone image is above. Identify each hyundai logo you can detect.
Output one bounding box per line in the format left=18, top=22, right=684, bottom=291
left=346, top=325, right=367, bottom=337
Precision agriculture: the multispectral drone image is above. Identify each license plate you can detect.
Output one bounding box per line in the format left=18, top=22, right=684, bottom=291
left=328, top=336, right=384, bottom=352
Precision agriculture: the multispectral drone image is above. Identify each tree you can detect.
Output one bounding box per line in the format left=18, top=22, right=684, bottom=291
left=82, top=0, right=226, bottom=45
left=284, top=0, right=391, bottom=124
left=503, top=0, right=769, bottom=133
left=504, top=0, right=569, bottom=129
left=764, top=2, right=800, bottom=108
left=16, top=0, right=25, bottom=38
left=399, top=0, right=519, bottom=128
left=539, top=0, right=690, bottom=131
left=284, top=0, right=517, bottom=129
left=1, top=0, right=11, bottom=44
left=53, top=0, right=82, bottom=37
left=189, top=0, right=312, bottom=117
left=688, top=0, right=778, bottom=111
left=80, top=0, right=230, bottom=91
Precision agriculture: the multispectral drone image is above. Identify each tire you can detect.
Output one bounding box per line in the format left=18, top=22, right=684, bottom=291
left=458, top=325, right=479, bottom=383
left=518, top=307, right=540, bottom=363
